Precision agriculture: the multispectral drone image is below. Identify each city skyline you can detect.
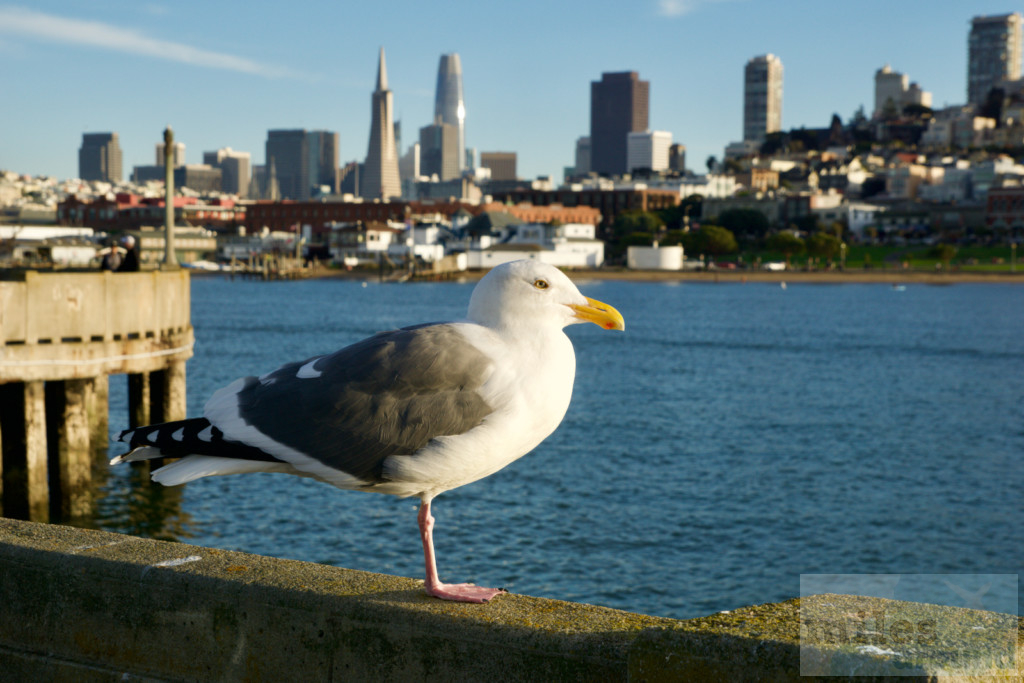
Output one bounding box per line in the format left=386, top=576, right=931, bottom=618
left=0, top=1, right=1018, bottom=183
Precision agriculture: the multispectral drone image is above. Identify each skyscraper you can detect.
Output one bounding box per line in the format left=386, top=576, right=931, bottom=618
left=419, top=122, right=460, bottom=181
left=78, top=132, right=123, bottom=182
left=204, top=148, right=252, bottom=197
left=434, top=54, right=466, bottom=174
left=968, top=13, right=1023, bottom=107
left=363, top=47, right=401, bottom=200
left=743, top=54, right=783, bottom=143
left=590, top=72, right=649, bottom=176
left=264, top=129, right=339, bottom=200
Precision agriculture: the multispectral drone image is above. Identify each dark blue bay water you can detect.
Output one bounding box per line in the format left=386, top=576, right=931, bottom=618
left=97, top=276, right=1024, bottom=620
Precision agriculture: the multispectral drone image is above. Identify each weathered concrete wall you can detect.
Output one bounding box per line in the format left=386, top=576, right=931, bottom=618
left=0, top=519, right=1019, bottom=682
left=0, top=270, right=193, bottom=382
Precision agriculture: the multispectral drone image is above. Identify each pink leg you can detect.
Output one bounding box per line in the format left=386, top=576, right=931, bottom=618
left=418, top=499, right=505, bottom=603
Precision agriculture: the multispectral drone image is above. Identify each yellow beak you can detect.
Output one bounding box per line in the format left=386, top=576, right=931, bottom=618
left=569, top=297, right=625, bottom=331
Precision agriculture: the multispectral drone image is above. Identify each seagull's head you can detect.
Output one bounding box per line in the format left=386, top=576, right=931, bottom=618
left=468, top=260, right=624, bottom=333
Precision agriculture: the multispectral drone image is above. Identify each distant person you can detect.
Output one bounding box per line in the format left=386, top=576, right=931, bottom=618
left=117, top=235, right=140, bottom=272
left=100, top=239, right=122, bottom=271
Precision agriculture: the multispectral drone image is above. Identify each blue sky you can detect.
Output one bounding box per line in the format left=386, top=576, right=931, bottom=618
left=0, top=1, right=1016, bottom=183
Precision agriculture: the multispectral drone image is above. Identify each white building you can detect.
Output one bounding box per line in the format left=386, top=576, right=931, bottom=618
left=874, top=65, right=932, bottom=118
left=627, top=130, right=672, bottom=172
left=627, top=244, right=685, bottom=270
left=467, top=222, right=604, bottom=269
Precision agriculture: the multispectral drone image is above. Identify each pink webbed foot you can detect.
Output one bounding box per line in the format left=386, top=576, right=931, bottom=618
left=417, top=499, right=506, bottom=604
left=425, top=581, right=506, bottom=603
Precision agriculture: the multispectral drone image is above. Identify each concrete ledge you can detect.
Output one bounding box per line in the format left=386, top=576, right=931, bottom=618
left=1, top=518, right=1019, bottom=682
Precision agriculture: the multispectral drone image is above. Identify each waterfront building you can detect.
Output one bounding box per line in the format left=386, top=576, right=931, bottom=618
left=78, top=133, right=122, bottom=183
left=626, top=131, right=672, bottom=173
left=743, top=54, right=783, bottom=144
left=590, top=72, right=649, bottom=176
left=434, top=54, right=466, bottom=174
left=480, top=152, right=517, bottom=181
left=968, top=13, right=1023, bottom=107
left=363, top=48, right=402, bottom=201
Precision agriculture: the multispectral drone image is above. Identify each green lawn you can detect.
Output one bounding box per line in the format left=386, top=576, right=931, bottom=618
left=731, top=245, right=1021, bottom=272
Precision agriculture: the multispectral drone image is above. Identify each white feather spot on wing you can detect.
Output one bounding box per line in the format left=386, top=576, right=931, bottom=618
left=197, top=425, right=214, bottom=442
left=296, top=358, right=322, bottom=379
left=171, top=428, right=184, bottom=441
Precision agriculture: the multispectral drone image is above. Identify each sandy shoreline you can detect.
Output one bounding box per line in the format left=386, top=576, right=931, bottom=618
left=562, top=268, right=1024, bottom=285
left=287, top=266, right=1024, bottom=286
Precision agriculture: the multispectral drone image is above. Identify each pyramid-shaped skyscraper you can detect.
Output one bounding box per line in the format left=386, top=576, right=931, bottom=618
left=363, top=47, right=401, bottom=200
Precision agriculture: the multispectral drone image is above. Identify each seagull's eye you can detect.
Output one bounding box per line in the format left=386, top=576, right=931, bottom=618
left=533, top=279, right=549, bottom=290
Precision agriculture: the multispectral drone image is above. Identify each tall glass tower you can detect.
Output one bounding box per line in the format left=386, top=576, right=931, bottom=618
left=434, top=54, right=466, bottom=173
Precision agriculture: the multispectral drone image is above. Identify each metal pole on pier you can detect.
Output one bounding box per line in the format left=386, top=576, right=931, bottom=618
left=162, top=126, right=180, bottom=270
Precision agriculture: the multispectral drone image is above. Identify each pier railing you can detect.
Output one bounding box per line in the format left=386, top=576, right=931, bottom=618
left=0, top=270, right=193, bottom=521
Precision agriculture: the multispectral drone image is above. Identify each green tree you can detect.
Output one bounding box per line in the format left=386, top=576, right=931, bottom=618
left=717, top=208, right=771, bottom=240
left=610, top=210, right=663, bottom=241
left=691, top=225, right=737, bottom=256
left=806, top=232, right=841, bottom=261
left=767, top=231, right=806, bottom=258
left=928, top=243, right=957, bottom=268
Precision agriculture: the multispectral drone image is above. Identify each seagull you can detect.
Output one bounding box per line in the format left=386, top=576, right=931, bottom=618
left=112, top=260, right=624, bottom=603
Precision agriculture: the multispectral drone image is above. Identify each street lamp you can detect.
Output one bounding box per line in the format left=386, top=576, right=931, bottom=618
left=840, top=241, right=847, bottom=271
left=1012, top=242, right=1017, bottom=273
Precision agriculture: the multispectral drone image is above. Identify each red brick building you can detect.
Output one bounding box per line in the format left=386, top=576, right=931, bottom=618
left=58, top=194, right=245, bottom=233
left=985, top=185, right=1024, bottom=232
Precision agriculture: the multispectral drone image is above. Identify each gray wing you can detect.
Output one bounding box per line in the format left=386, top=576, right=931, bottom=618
left=221, top=323, right=494, bottom=484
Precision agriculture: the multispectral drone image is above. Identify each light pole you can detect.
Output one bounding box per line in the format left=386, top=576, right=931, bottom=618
left=162, top=126, right=180, bottom=270
left=840, top=241, right=847, bottom=271
left=1012, top=242, right=1017, bottom=274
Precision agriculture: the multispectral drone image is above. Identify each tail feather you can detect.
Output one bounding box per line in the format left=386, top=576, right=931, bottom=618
left=112, top=417, right=287, bottom=469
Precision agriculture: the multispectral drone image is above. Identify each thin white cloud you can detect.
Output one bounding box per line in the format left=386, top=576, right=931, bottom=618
left=0, top=6, right=302, bottom=79
left=657, top=0, right=734, bottom=18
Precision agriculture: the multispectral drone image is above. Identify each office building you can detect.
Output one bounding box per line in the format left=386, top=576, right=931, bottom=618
left=157, top=141, right=186, bottom=167
left=590, top=72, right=649, bottom=176
left=174, top=165, right=221, bottom=194
left=78, top=132, right=123, bottom=182
left=968, top=13, right=1023, bottom=106
left=574, top=137, right=592, bottom=176
left=264, top=130, right=338, bottom=200
left=434, top=54, right=466, bottom=174
left=480, top=152, right=517, bottom=181
left=363, top=47, right=401, bottom=200
left=203, top=148, right=252, bottom=197
left=627, top=131, right=672, bottom=173
left=743, top=54, right=783, bottom=143
left=419, top=122, right=460, bottom=181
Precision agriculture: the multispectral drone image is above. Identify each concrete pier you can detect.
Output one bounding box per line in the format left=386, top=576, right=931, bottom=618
left=0, top=270, right=193, bottom=522
left=0, top=518, right=1018, bottom=682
